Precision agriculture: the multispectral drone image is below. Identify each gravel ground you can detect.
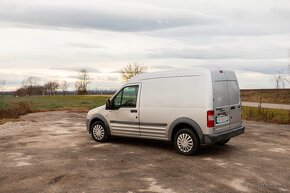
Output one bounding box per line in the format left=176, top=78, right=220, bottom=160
left=0, top=111, right=289, bottom=193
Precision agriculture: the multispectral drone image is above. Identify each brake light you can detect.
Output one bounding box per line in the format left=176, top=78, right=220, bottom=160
left=207, top=110, right=215, bottom=127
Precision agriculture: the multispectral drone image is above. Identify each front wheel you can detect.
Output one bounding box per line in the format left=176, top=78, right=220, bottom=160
left=91, top=121, right=109, bottom=142
left=174, top=129, right=200, bottom=155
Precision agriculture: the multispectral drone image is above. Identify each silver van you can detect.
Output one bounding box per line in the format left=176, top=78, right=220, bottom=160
left=86, top=69, right=245, bottom=155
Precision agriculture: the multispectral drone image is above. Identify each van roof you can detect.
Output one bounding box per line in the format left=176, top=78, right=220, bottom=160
left=127, top=69, right=235, bottom=82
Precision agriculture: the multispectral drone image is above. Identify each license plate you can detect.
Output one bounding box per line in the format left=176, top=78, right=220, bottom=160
left=216, top=115, right=229, bottom=124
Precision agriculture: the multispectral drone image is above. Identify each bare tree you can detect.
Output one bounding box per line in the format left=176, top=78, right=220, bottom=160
left=22, top=77, right=39, bottom=87
left=75, top=69, right=90, bottom=95
left=60, top=81, right=69, bottom=95
left=273, top=50, right=290, bottom=88
left=273, top=73, right=283, bottom=89
left=44, top=81, right=59, bottom=95
left=120, top=63, right=148, bottom=82
left=22, top=76, right=40, bottom=95
left=273, top=68, right=289, bottom=89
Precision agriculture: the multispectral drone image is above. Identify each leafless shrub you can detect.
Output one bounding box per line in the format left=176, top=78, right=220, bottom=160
left=0, top=101, right=32, bottom=119
left=120, top=63, right=148, bottom=82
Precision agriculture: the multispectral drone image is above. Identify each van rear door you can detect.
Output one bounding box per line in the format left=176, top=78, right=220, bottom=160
left=213, top=80, right=230, bottom=132
left=212, top=71, right=230, bottom=132
left=225, top=71, right=242, bottom=129
left=212, top=70, right=242, bottom=132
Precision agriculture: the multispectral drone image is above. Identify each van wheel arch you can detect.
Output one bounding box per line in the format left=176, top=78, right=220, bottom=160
left=89, top=115, right=110, bottom=135
left=171, top=123, right=200, bottom=143
left=169, top=118, right=203, bottom=142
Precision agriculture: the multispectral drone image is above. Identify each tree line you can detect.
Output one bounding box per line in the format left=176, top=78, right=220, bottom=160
left=0, top=64, right=148, bottom=97
left=1, top=63, right=290, bottom=95
left=15, top=78, right=70, bottom=96
left=13, top=68, right=95, bottom=96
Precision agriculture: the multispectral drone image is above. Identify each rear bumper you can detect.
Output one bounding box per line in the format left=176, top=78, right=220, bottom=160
left=203, top=126, right=245, bottom=144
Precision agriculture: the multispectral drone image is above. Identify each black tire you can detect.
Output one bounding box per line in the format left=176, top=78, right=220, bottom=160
left=216, top=138, right=230, bottom=145
left=91, top=121, right=109, bottom=142
left=174, top=128, right=200, bottom=155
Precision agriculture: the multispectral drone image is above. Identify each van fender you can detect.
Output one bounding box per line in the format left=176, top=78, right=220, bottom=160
left=168, top=117, right=203, bottom=141
left=89, top=114, right=111, bottom=134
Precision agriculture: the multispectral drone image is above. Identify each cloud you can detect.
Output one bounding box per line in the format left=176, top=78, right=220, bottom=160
left=50, top=67, right=101, bottom=73
left=85, top=76, right=120, bottom=82
left=152, top=64, right=178, bottom=70
left=148, top=23, right=290, bottom=38
left=66, top=42, right=105, bottom=49
left=148, top=47, right=287, bottom=60
left=201, top=62, right=287, bottom=75
left=0, top=0, right=218, bottom=32
left=149, top=57, right=288, bottom=76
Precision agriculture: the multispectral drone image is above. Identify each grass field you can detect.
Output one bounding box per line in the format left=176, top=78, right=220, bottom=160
left=241, top=89, right=290, bottom=104
left=0, top=95, right=110, bottom=122
left=0, top=95, right=110, bottom=111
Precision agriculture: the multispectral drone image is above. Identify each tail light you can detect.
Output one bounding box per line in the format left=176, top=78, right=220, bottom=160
left=207, top=110, right=215, bottom=127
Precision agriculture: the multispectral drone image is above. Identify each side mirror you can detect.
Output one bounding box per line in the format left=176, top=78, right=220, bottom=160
left=105, top=99, right=112, bottom=110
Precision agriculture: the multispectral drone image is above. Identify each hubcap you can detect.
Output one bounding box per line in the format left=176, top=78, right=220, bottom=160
left=177, top=133, right=194, bottom=152
left=92, top=124, right=105, bottom=140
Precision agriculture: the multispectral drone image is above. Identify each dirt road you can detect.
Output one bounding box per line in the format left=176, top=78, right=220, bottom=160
left=0, top=111, right=289, bottom=193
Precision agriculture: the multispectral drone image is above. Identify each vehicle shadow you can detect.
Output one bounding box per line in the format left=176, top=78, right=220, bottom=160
left=107, top=136, right=237, bottom=156
left=109, top=137, right=173, bottom=151
left=197, top=144, right=238, bottom=156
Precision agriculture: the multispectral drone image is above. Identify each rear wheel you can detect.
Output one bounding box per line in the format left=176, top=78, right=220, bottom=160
left=91, top=121, right=109, bottom=142
left=174, top=128, right=199, bottom=155
left=216, top=138, right=230, bottom=145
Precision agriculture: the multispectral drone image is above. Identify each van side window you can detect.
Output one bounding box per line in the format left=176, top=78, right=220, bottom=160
left=122, top=86, right=139, bottom=107
left=113, top=90, right=123, bottom=108
left=112, top=85, right=139, bottom=108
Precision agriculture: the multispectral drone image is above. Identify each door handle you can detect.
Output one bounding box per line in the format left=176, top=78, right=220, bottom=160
left=231, top=106, right=235, bottom=110
left=130, top=109, right=137, bottom=113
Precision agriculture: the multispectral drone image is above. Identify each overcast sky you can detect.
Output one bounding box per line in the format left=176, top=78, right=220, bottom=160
left=0, top=0, right=290, bottom=90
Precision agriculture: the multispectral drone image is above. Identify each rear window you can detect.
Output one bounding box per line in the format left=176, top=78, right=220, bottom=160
left=213, top=81, right=229, bottom=107
left=227, top=81, right=240, bottom=105
left=213, top=80, right=240, bottom=107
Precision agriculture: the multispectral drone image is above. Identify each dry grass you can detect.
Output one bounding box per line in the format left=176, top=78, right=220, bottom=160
left=241, top=89, right=290, bottom=104
left=242, top=106, right=290, bottom=124
left=0, top=100, right=32, bottom=119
